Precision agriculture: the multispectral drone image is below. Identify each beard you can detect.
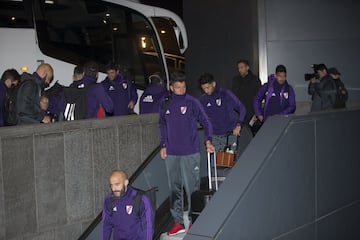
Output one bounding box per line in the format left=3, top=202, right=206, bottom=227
left=112, top=186, right=126, bottom=197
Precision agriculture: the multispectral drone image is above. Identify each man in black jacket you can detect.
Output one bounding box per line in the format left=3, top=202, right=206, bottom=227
left=328, top=67, right=348, bottom=109
left=231, top=60, right=262, bottom=125
left=16, top=63, right=54, bottom=124
left=308, top=64, right=336, bottom=112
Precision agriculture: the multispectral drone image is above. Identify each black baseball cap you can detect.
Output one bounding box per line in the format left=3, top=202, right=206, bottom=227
left=328, top=67, right=341, bottom=75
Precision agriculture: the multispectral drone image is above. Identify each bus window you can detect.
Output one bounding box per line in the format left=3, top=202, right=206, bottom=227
left=0, top=1, right=33, bottom=28
left=152, top=17, right=185, bottom=74
left=34, top=0, right=165, bottom=89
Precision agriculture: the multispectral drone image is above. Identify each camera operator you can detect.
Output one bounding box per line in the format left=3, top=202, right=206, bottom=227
left=307, top=63, right=336, bottom=112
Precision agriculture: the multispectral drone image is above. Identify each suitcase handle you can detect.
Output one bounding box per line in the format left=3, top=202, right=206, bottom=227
left=207, top=152, right=218, bottom=191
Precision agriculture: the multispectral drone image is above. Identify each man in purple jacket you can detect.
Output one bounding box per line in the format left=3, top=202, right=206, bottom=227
left=199, top=73, right=246, bottom=153
left=102, top=170, right=153, bottom=240
left=140, top=74, right=168, bottom=114
left=102, top=64, right=138, bottom=116
left=70, top=61, right=113, bottom=119
left=253, top=65, right=296, bottom=122
left=159, top=71, right=214, bottom=236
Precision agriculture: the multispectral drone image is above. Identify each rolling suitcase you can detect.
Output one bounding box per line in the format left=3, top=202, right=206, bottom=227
left=191, top=152, right=218, bottom=219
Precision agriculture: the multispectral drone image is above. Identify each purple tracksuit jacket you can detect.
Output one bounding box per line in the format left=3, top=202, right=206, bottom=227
left=71, top=76, right=114, bottom=119
left=102, top=186, right=153, bottom=240
left=139, top=83, right=168, bottom=114
left=102, top=74, right=138, bottom=116
left=159, top=93, right=213, bottom=155
left=199, top=86, right=246, bottom=135
left=253, top=74, right=296, bottom=120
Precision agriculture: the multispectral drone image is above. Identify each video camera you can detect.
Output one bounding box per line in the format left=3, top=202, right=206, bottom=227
left=304, top=64, right=320, bottom=81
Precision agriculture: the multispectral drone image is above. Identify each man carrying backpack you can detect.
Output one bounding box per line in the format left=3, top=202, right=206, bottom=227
left=102, top=170, right=154, bottom=240
left=16, top=63, right=54, bottom=125
left=67, top=61, right=113, bottom=119
left=253, top=65, right=296, bottom=122
left=328, top=67, right=348, bottom=109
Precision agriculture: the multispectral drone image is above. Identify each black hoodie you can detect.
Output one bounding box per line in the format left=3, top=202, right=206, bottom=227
left=231, top=71, right=261, bottom=124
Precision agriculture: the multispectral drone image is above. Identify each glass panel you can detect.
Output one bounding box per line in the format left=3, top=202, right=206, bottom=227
left=35, top=0, right=165, bottom=88
left=129, top=13, right=164, bottom=88
left=0, top=1, right=33, bottom=28
left=152, top=17, right=185, bottom=74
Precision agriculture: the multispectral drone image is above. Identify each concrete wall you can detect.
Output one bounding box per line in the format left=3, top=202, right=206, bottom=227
left=183, top=0, right=259, bottom=97
left=185, top=108, right=360, bottom=239
left=0, top=114, right=159, bottom=240
left=258, top=0, right=360, bottom=103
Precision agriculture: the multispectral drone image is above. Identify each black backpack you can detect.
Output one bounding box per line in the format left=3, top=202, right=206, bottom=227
left=133, top=187, right=158, bottom=221
left=2, top=85, right=20, bottom=126
left=62, top=85, right=89, bottom=120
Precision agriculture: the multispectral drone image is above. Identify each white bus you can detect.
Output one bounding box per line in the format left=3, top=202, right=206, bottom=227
left=0, top=0, right=187, bottom=94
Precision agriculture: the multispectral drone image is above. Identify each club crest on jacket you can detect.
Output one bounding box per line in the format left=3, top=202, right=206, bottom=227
left=126, top=205, right=133, bottom=215
left=216, top=98, right=222, bottom=106
left=283, top=92, right=289, bottom=99
left=181, top=106, right=187, bottom=114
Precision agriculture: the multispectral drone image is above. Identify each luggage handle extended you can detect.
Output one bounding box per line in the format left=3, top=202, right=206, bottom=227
left=207, top=152, right=218, bottom=191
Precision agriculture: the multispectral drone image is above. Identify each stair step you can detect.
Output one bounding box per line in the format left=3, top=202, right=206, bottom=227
left=160, top=231, right=187, bottom=240
left=159, top=211, right=191, bottom=240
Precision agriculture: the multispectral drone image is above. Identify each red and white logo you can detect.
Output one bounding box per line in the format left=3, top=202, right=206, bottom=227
left=126, top=205, right=133, bottom=215
left=180, top=106, right=187, bottom=114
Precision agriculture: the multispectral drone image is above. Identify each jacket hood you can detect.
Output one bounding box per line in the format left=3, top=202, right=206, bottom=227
left=72, top=75, right=96, bottom=88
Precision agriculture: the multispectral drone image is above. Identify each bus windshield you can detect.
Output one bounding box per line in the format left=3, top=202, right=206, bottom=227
left=0, top=0, right=186, bottom=89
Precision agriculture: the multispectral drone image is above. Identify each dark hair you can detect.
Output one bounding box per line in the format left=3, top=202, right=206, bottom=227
left=170, top=71, right=186, bottom=85
left=275, top=64, right=287, bottom=74
left=199, top=73, right=215, bottom=85
left=315, top=63, right=328, bottom=72
left=106, top=62, right=120, bottom=72
left=236, top=59, right=249, bottom=67
left=148, top=72, right=163, bottom=85
left=83, top=61, right=99, bottom=79
left=1, top=69, right=20, bottom=83
left=73, top=65, right=84, bottom=75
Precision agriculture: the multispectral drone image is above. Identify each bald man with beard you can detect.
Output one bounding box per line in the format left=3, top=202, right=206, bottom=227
left=16, top=63, right=54, bottom=124
left=101, top=170, right=154, bottom=240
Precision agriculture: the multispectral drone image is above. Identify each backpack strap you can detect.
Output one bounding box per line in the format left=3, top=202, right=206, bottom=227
left=159, top=96, right=171, bottom=124
left=132, top=187, right=159, bottom=218
left=109, top=196, right=116, bottom=217
left=133, top=190, right=143, bottom=217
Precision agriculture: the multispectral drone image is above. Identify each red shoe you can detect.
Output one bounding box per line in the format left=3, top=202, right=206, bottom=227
left=167, top=222, right=186, bottom=236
